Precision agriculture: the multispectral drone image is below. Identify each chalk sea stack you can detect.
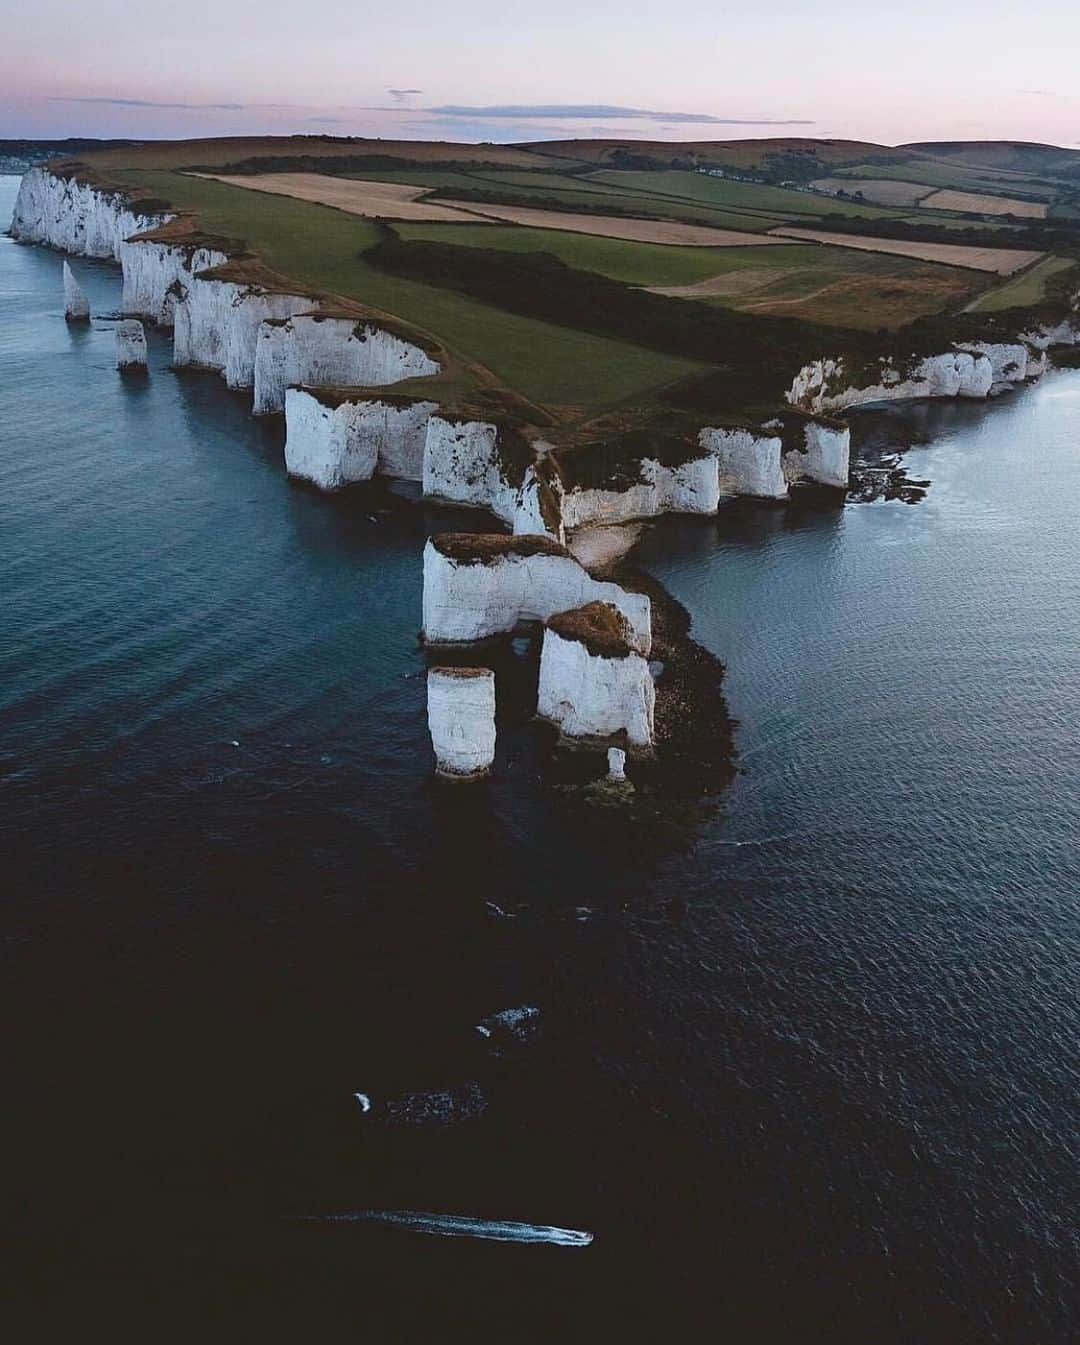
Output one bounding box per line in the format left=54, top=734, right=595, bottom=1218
left=62, top=261, right=90, bottom=322
left=537, top=602, right=655, bottom=750
left=427, top=666, right=497, bottom=779
left=115, top=319, right=148, bottom=370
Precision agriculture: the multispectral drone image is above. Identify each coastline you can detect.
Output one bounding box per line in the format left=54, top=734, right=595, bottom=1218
left=7, top=162, right=1080, bottom=797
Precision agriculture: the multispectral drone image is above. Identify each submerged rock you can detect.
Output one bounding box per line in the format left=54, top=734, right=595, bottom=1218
left=115, top=319, right=147, bottom=370
left=476, top=1005, right=541, bottom=1044
left=62, top=261, right=89, bottom=322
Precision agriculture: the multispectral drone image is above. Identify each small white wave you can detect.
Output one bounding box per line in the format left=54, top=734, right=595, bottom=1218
left=301, top=1209, right=592, bottom=1247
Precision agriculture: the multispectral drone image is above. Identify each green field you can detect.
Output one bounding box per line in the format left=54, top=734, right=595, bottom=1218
left=586, top=169, right=903, bottom=220
left=113, top=170, right=706, bottom=409
left=965, top=256, right=1079, bottom=312
left=392, top=222, right=796, bottom=286
left=834, top=162, right=1058, bottom=201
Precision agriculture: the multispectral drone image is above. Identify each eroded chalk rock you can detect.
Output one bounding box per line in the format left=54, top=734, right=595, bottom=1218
left=558, top=453, right=720, bottom=529
left=782, top=420, right=851, bottom=490
left=427, top=666, right=496, bottom=779
left=62, top=261, right=90, bottom=322
left=700, top=427, right=786, bottom=499
left=422, top=534, right=651, bottom=655
left=11, top=166, right=172, bottom=259
left=115, top=319, right=147, bottom=370
left=120, top=237, right=229, bottom=326
left=787, top=350, right=994, bottom=414
left=537, top=602, right=655, bottom=750
left=174, top=280, right=318, bottom=390
left=253, top=315, right=439, bottom=415
left=285, top=388, right=438, bottom=488
left=422, top=417, right=521, bottom=524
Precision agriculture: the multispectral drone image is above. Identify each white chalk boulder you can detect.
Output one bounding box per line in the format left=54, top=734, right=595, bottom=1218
left=115, top=319, right=148, bottom=370
left=427, top=666, right=496, bottom=779
left=62, top=261, right=90, bottom=322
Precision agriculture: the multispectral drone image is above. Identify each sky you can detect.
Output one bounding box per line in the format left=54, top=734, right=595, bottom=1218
left=1, top=0, right=1078, bottom=148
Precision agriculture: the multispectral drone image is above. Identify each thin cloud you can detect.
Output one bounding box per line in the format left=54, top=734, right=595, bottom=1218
left=388, top=88, right=424, bottom=103
left=430, top=104, right=813, bottom=125
left=51, top=96, right=245, bottom=110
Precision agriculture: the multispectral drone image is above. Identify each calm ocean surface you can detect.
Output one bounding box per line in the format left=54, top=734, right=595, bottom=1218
left=2, top=174, right=1077, bottom=1341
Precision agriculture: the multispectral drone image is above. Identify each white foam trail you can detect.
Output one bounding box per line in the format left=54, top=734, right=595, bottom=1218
left=301, top=1210, right=592, bottom=1247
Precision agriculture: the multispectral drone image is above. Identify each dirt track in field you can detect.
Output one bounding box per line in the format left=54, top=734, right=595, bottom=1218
left=918, top=189, right=1048, bottom=219
left=195, top=173, right=491, bottom=222
left=769, top=227, right=1042, bottom=274
left=440, top=202, right=787, bottom=247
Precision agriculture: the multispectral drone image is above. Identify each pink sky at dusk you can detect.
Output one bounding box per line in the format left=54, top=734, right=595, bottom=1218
left=1, top=0, right=1078, bottom=147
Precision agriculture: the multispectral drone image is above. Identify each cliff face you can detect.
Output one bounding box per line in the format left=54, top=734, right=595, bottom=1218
left=559, top=455, right=720, bottom=529
left=284, top=389, right=437, bottom=487
left=427, top=667, right=497, bottom=778
left=787, top=350, right=998, bottom=414
left=174, top=281, right=317, bottom=390
left=253, top=316, right=440, bottom=415
left=11, top=166, right=171, bottom=259
left=421, top=418, right=520, bottom=524
left=536, top=611, right=654, bottom=749
left=119, top=238, right=229, bottom=326
left=783, top=420, right=851, bottom=490
left=421, top=536, right=652, bottom=654
left=701, top=428, right=787, bottom=499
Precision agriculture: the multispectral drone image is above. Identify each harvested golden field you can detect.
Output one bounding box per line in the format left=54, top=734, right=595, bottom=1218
left=194, top=173, right=490, bottom=222
left=809, top=177, right=931, bottom=207
left=770, top=227, right=1042, bottom=274
left=440, top=202, right=788, bottom=247
left=649, top=249, right=984, bottom=329
left=918, top=188, right=1048, bottom=219
left=740, top=272, right=980, bottom=329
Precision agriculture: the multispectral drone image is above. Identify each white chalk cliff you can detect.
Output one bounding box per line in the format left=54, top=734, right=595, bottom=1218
left=537, top=604, right=655, bottom=750
left=253, top=315, right=440, bottom=415
left=421, top=417, right=522, bottom=524
left=427, top=667, right=497, bottom=778
left=787, top=350, right=997, bottom=414
left=558, top=453, right=721, bottom=529
left=284, top=389, right=438, bottom=487
left=699, top=427, right=787, bottom=499
left=783, top=420, right=851, bottom=490
left=11, top=166, right=172, bottom=259
left=62, top=261, right=89, bottom=321
left=422, top=535, right=651, bottom=655
left=119, top=237, right=228, bottom=326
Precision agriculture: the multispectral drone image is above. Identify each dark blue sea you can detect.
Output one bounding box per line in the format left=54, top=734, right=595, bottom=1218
left=2, top=175, right=1078, bottom=1342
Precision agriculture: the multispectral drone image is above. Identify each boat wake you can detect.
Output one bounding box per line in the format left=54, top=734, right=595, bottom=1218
left=299, top=1209, right=593, bottom=1247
